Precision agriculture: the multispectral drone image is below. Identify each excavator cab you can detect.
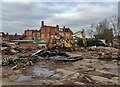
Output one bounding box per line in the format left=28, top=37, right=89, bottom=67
left=63, top=37, right=73, bottom=48
left=47, top=33, right=64, bottom=48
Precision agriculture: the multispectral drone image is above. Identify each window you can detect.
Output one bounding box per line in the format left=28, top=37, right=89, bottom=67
left=46, top=28, right=50, bottom=32
left=37, top=33, right=40, bottom=39
left=29, top=31, right=32, bottom=35
left=33, top=33, right=36, bottom=39
left=52, top=29, right=55, bottom=32
left=29, top=37, right=32, bottom=39
left=41, top=29, right=45, bottom=32
left=59, top=28, right=63, bottom=31
left=66, top=34, right=70, bottom=38
left=59, top=33, right=64, bottom=37
left=37, top=33, right=40, bottom=37
left=26, top=31, right=29, bottom=35
left=60, top=33, right=64, bottom=37
left=55, top=28, right=58, bottom=32
left=41, top=34, right=45, bottom=38
left=47, top=34, right=50, bottom=37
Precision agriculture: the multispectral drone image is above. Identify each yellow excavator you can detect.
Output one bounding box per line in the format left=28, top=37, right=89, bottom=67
left=63, top=29, right=87, bottom=48
left=47, top=29, right=87, bottom=49
left=46, top=32, right=64, bottom=48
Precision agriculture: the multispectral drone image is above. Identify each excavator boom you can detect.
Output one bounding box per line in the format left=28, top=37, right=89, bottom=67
left=63, top=29, right=87, bottom=48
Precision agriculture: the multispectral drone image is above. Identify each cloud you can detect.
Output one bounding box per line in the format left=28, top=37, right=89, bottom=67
left=2, top=2, right=118, bottom=35
left=2, top=0, right=120, bottom=2
left=44, top=2, right=117, bottom=29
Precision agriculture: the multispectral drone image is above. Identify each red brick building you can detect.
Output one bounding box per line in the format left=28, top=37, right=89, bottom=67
left=3, top=33, right=24, bottom=41
left=24, top=29, right=40, bottom=40
left=24, top=21, right=73, bottom=41
left=40, top=21, right=73, bottom=41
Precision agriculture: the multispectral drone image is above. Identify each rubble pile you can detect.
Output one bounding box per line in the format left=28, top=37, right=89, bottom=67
left=31, top=48, right=83, bottom=62
left=89, top=47, right=118, bottom=53
left=1, top=46, right=120, bottom=85
left=1, top=45, right=119, bottom=70
left=0, top=55, right=32, bottom=69
left=1, top=42, right=33, bottom=55
left=118, top=49, right=120, bottom=58
left=1, top=47, right=83, bottom=70
left=1, top=47, right=24, bottom=55
left=88, top=47, right=119, bottom=60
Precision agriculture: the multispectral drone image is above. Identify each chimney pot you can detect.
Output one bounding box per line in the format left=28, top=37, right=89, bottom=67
left=56, top=25, right=59, bottom=28
left=6, top=32, right=9, bottom=35
left=15, top=33, right=17, bottom=36
left=41, top=21, right=44, bottom=27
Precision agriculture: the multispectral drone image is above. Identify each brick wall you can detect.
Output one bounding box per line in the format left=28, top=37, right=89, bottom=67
left=20, top=43, right=38, bottom=47
left=40, top=25, right=58, bottom=41
left=3, top=35, right=10, bottom=41
left=24, top=29, right=40, bottom=40
left=40, top=21, right=73, bottom=42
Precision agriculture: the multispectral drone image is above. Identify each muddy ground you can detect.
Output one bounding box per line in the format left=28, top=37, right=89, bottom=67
left=1, top=50, right=120, bottom=85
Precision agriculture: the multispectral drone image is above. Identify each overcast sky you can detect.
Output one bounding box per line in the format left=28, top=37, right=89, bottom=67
left=1, top=0, right=118, bottom=35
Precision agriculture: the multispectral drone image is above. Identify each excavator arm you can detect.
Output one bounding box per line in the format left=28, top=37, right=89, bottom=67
left=80, top=29, right=87, bottom=46
left=73, top=29, right=87, bottom=46
left=63, top=29, right=87, bottom=48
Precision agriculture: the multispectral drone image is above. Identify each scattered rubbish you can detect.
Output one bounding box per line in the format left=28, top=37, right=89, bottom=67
left=30, top=48, right=83, bottom=62
left=31, top=48, right=68, bottom=57
left=78, top=73, right=95, bottom=84
left=1, top=42, right=36, bottom=55
left=98, top=53, right=112, bottom=60
left=89, top=47, right=118, bottom=53
left=11, top=65, right=19, bottom=70
left=2, top=48, right=119, bottom=85
left=102, top=68, right=118, bottom=75
left=90, top=75, right=118, bottom=84
left=118, top=49, right=120, bottom=59
left=1, top=41, right=119, bottom=85
left=2, top=47, right=82, bottom=70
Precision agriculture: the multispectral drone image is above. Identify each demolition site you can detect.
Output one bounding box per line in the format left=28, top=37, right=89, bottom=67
left=0, top=21, right=120, bottom=85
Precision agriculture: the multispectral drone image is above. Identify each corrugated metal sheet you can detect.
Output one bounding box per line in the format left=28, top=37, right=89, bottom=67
left=12, top=40, right=47, bottom=44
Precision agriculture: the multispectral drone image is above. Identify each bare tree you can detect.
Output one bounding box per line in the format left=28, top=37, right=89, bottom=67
left=91, top=15, right=119, bottom=36
left=87, top=29, right=93, bottom=38
left=91, top=17, right=114, bottom=44
left=109, top=15, right=118, bottom=36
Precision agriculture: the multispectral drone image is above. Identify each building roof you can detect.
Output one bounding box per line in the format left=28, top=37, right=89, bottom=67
left=0, top=32, right=5, bottom=36
left=41, top=25, right=57, bottom=28
left=59, top=28, right=73, bottom=33
left=12, top=40, right=47, bottom=44
left=10, top=35, right=24, bottom=40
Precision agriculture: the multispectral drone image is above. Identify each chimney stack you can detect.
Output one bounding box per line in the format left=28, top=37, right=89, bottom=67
left=41, top=21, right=44, bottom=27
left=56, top=25, right=59, bottom=28
left=6, top=32, right=9, bottom=35
left=15, top=33, right=17, bottom=36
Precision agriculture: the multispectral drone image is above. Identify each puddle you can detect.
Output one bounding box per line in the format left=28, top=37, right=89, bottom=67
left=16, top=74, right=33, bottom=82
left=16, top=67, right=62, bottom=82
left=32, top=67, right=56, bottom=78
